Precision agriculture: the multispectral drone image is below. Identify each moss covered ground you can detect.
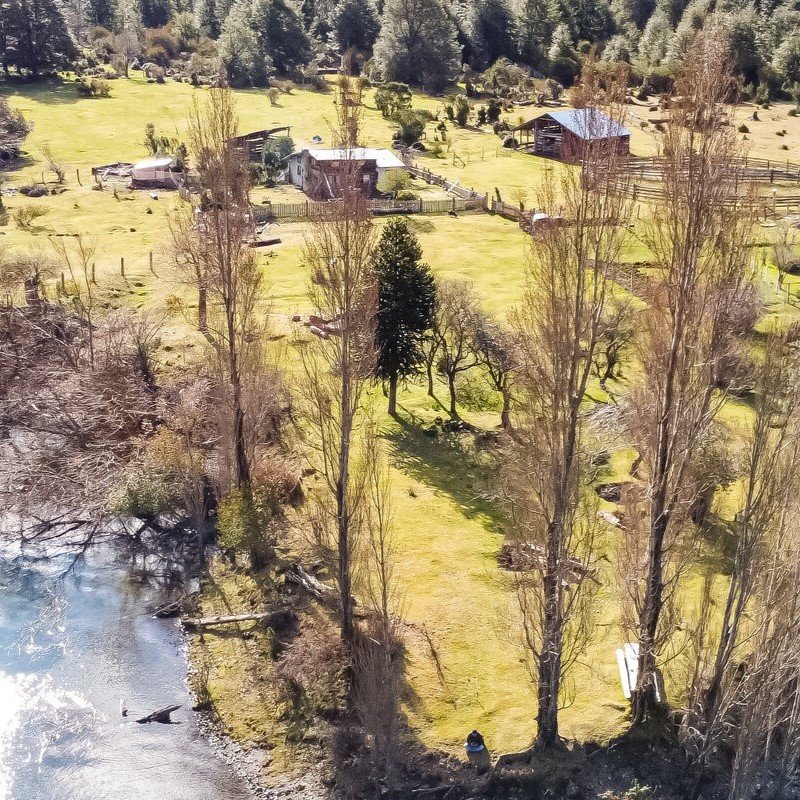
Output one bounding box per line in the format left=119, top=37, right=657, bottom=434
left=3, top=76, right=800, bottom=766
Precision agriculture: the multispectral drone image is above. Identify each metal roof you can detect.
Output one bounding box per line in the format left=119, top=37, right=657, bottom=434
left=514, top=108, right=631, bottom=140
left=133, top=155, right=176, bottom=170
left=544, top=108, right=630, bottom=139
left=288, top=148, right=406, bottom=169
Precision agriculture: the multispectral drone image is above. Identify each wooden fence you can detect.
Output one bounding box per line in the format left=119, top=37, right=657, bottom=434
left=253, top=195, right=486, bottom=222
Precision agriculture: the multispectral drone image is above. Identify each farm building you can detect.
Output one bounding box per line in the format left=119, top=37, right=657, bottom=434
left=285, top=147, right=407, bottom=200
left=130, top=156, right=183, bottom=188
left=511, top=108, right=631, bottom=162
left=230, top=126, right=292, bottom=161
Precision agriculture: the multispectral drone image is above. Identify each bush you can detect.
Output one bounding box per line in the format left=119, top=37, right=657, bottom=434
left=395, top=189, right=417, bottom=200
left=14, top=205, right=48, bottom=229
left=75, top=77, right=111, bottom=97
left=144, top=45, right=171, bottom=67
left=486, top=97, right=502, bottom=124
left=218, top=485, right=282, bottom=569
left=789, top=108, right=798, bottom=117
left=738, top=123, right=749, bottom=133
left=392, top=108, right=432, bottom=145
left=377, top=168, right=409, bottom=195
left=145, top=27, right=180, bottom=60
left=646, top=66, right=674, bottom=94
left=454, top=94, right=470, bottom=126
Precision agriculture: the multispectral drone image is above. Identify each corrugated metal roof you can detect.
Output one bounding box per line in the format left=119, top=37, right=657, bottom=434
left=289, top=148, right=406, bottom=169
left=544, top=108, right=630, bottom=140
left=133, top=156, right=176, bottom=170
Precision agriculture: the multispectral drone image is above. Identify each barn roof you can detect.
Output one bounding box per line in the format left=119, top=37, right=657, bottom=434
left=514, top=108, right=631, bottom=140
left=288, top=148, right=406, bottom=169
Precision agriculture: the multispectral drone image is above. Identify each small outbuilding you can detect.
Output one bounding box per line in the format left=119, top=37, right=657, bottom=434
left=230, top=126, right=292, bottom=161
left=285, top=147, right=407, bottom=200
left=131, top=156, right=182, bottom=188
left=511, top=108, right=631, bottom=162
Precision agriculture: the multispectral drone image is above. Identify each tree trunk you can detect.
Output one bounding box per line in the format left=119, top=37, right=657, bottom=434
left=448, top=372, right=458, bottom=419
left=536, top=558, right=563, bottom=748
left=426, top=357, right=435, bottom=397
left=387, top=372, right=398, bottom=416
left=632, top=511, right=667, bottom=725
left=500, top=388, right=511, bottom=429
left=197, top=285, right=207, bottom=332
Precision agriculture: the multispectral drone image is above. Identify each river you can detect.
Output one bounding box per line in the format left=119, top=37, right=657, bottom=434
left=0, top=539, right=251, bottom=800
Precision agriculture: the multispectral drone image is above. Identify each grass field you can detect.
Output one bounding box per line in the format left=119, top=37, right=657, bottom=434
left=4, top=75, right=800, bottom=764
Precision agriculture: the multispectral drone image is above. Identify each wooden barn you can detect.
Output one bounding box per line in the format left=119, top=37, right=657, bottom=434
left=285, top=147, right=407, bottom=200
left=511, top=108, right=631, bottom=162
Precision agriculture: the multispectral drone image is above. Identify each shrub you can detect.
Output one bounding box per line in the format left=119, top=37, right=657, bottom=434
left=267, top=87, right=280, bottom=105
left=646, top=65, right=674, bottom=94
left=486, top=97, right=502, bottom=123
left=377, top=168, right=409, bottom=195
left=14, top=206, right=47, bottom=229
left=392, top=108, right=432, bottom=145
left=145, top=27, right=180, bottom=60
left=217, top=485, right=282, bottom=569
left=144, top=44, right=170, bottom=67
left=75, top=77, right=111, bottom=97
left=396, top=189, right=417, bottom=200
left=738, top=123, right=749, bottom=133
left=476, top=107, right=487, bottom=125
left=454, top=94, right=470, bottom=127
left=789, top=108, right=798, bottom=117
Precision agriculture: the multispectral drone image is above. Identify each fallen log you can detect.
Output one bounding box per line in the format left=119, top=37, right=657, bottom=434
left=284, top=564, right=338, bottom=604
left=136, top=704, right=181, bottom=724
left=182, top=608, right=295, bottom=630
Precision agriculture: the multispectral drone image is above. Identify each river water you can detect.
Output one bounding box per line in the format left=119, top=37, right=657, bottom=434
left=0, top=540, right=250, bottom=800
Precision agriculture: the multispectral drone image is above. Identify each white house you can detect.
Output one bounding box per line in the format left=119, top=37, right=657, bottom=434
left=285, top=147, right=407, bottom=199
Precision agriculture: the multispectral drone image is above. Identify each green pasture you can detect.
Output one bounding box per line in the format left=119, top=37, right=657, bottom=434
left=4, top=75, right=800, bottom=760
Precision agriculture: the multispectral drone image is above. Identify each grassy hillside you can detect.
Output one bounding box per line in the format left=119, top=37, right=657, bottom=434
left=4, top=75, right=800, bottom=765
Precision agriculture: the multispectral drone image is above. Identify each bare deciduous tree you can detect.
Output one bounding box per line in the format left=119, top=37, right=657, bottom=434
left=187, top=85, right=261, bottom=490
left=299, top=76, right=377, bottom=646
left=622, top=31, right=758, bottom=727
left=679, top=328, right=800, bottom=794
left=432, top=279, right=482, bottom=419
left=470, top=315, right=517, bottom=428
left=505, top=59, right=632, bottom=748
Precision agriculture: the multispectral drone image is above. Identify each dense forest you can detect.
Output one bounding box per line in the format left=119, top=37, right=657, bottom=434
left=2, top=0, right=800, bottom=97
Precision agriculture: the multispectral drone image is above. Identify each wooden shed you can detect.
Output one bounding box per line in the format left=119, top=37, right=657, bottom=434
left=230, top=126, right=292, bottom=161
left=511, top=108, right=630, bottom=162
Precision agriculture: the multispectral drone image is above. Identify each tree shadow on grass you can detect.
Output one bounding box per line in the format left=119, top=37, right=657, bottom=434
left=385, top=415, right=506, bottom=536
left=1, top=77, right=83, bottom=106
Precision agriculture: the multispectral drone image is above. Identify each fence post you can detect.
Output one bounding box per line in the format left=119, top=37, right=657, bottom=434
left=61, top=272, right=66, bottom=292
left=452, top=196, right=456, bottom=213
left=149, top=251, right=156, bottom=276
left=76, top=168, right=82, bottom=186
left=91, top=262, right=96, bottom=284
left=120, top=257, right=125, bottom=277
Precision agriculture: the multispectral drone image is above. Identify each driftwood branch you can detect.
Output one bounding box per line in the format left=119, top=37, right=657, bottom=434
left=182, top=608, right=295, bottom=630
left=136, top=705, right=181, bottom=724
left=284, top=564, right=339, bottom=604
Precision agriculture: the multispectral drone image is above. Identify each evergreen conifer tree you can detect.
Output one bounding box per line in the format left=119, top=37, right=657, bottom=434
left=373, top=218, right=437, bottom=416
